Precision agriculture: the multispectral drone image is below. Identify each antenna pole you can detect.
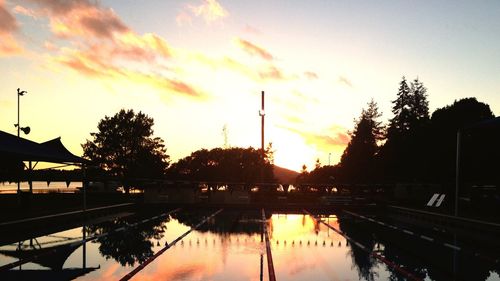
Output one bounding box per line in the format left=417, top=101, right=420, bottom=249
left=261, top=91, right=265, bottom=154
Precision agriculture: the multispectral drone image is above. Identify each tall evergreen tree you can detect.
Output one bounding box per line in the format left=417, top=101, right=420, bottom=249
left=409, top=78, right=430, bottom=126
left=387, top=76, right=412, bottom=137
left=379, top=76, right=431, bottom=182
left=339, top=99, right=383, bottom=182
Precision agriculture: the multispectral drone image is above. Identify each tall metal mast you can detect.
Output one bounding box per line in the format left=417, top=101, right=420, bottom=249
left=259, top=91, right=265, bottom=154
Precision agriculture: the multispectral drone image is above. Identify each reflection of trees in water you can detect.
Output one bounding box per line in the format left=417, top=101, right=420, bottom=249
left=172, top=210, right=261, bottom=234
left=340, top=216, right=498, bottom=281
left=338, top=217, right=378, bottom=281
left=87, top=216, right=167, bottom=266
left=382, top=230, right=494, bottom=281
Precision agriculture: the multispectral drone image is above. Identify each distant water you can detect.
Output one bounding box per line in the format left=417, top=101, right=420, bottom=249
left=0, top=181, right=82, bottom=193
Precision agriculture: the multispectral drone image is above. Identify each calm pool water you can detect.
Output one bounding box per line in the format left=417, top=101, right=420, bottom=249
left=1, top=209, right=499, bottom=281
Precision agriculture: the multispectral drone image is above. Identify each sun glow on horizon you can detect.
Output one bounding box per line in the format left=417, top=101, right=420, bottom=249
left=1, top=0, right=499, bottom=172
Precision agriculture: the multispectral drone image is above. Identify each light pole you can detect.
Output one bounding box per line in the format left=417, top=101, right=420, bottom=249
left=259, top=91, right=265, bottom=183
left=15, top=88, right=30, bottom=194
left=15, top=88, right=30, bottom=136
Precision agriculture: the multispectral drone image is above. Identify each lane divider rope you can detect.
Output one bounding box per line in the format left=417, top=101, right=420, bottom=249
left=119, top=209, right=223, bottom=281
left=343, top=210, right=498, bottom=264
left=261, top=209, right=276, bottom=281
left=0, top=208, right=181, bottom=272
left=304, top=209, right=424, bottom=281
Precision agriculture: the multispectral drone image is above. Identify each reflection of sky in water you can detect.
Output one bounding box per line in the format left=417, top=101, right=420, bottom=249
left=0, top=227, right=83, bottom=269
left=130, top=220, right=266, bottom=281
left=1, top=211, right=499, bottom=281
left=269, top=214, right=391, bottom=281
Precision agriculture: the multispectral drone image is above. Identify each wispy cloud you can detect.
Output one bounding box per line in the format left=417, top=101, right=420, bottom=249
left=304, top=71, right=318, bottom=80
left=283, top=125, right=350, bottom=149
left=338, top=75, right=353, bottom=87
left=189, top=0, right=228, bottom=23
left=235, top=38, right=274, bottom=61
left=24, top=0, right=128, bottom=39
left=17, top=0, right=203, bottom=98
left=13, top=5, right=38, bottom=18
left=176, top=11, right=192, bottom=26
left=243, top=24, right=261, bottom=35
left=0, top=1, right=19, bottom=33
left=258, top=65, right=284, bottom=80
left=187, top=53, right=288, bottom=83
left=0, top=0, right=23, bottom=56
left=56, top=47, right=203, bottom=98
left=177, top=0, right=228, bottom=26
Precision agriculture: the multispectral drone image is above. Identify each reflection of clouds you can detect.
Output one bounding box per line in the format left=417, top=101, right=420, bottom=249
left=168, top=263, right=208, bottom=280
left=269, top=215, right=320, bottom=240
left=101, top=263, right=121, bottom=280
left=135, top=230, right=264, bottom=281
left=288, top=259, right=316, bottom=275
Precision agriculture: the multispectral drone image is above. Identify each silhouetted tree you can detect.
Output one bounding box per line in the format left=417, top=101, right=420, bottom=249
left=265, top=142, right=275, bottom=165
left=315, top=158, right=321, bottom=169
left=379, top=77, right=431, bottom=182
left=167, top=147, right=274, bottom=182
left=87, top=216, right=166, bottom=266
left=296, top=164, right=309, bottom=183
left=428, top=98, right=495, bottom=184
left=387, top=77, right=412, bottom=138
left=339, top=99, right=383, bottom=182
left=82, top=109, right=169, bottom=193
left=296, top=165, right=340, bottom=184
left=409, top=78, right=430, bottom=127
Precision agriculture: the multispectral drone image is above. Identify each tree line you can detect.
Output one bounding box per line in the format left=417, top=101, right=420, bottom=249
left=2, top=76, right=497, bottom=190
left=299, top=77, right=498, bottom=186
left=80, top=109, right=275, bottom=192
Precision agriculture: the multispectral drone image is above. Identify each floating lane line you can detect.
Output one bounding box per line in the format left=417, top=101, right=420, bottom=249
left=261, top=209, right=276, bottom=281
left=420, top=235, right=434, bottom=242
left=0, top=208, right=181, bottom=272
left=343, top=210, right=497, bottom=264
left=304, top=209, right=424, bottom=281
left=119, top=209, right=223, bottom=281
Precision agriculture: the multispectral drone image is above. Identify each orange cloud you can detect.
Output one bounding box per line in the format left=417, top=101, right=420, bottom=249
left=235, top=38, right=274, bottom=61
left=283, top=125, right=350, bottom=149
left=56, top=47, right=203, bottom=98
left=0, top=34, right=23, bottom=56
left=13, top=5, right=38, bottom=19
left=27, top=0, right=171, bottom=62
left=258, top=65, right=285, bottom=80
left=0, top=0, right=23, bottom=56
left=23, top=0, right=200, bottom=99
left=24, top=0, right=128, bottom=40
left=28, top=0, right=90, bottom=15
left=47, top=4, right=128, bottom=39
left=0, top=1, right=18, bottom=33
left=200, top=56, right=287, bottom=82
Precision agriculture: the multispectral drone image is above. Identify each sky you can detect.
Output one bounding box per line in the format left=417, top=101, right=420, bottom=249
left=1, top=0, right=499, bottom=172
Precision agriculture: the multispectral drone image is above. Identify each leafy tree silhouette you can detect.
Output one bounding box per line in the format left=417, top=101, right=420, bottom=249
left=87, top=216, right=166, bottom=267
left=428, top=98, right=495, bottom=184
left=82, top=109, right=169, bottom=193
left=167, top=147, right=274, bottom=183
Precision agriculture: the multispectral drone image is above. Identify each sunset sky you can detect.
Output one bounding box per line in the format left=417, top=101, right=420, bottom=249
left=1, top=0, right=499, bottom=171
